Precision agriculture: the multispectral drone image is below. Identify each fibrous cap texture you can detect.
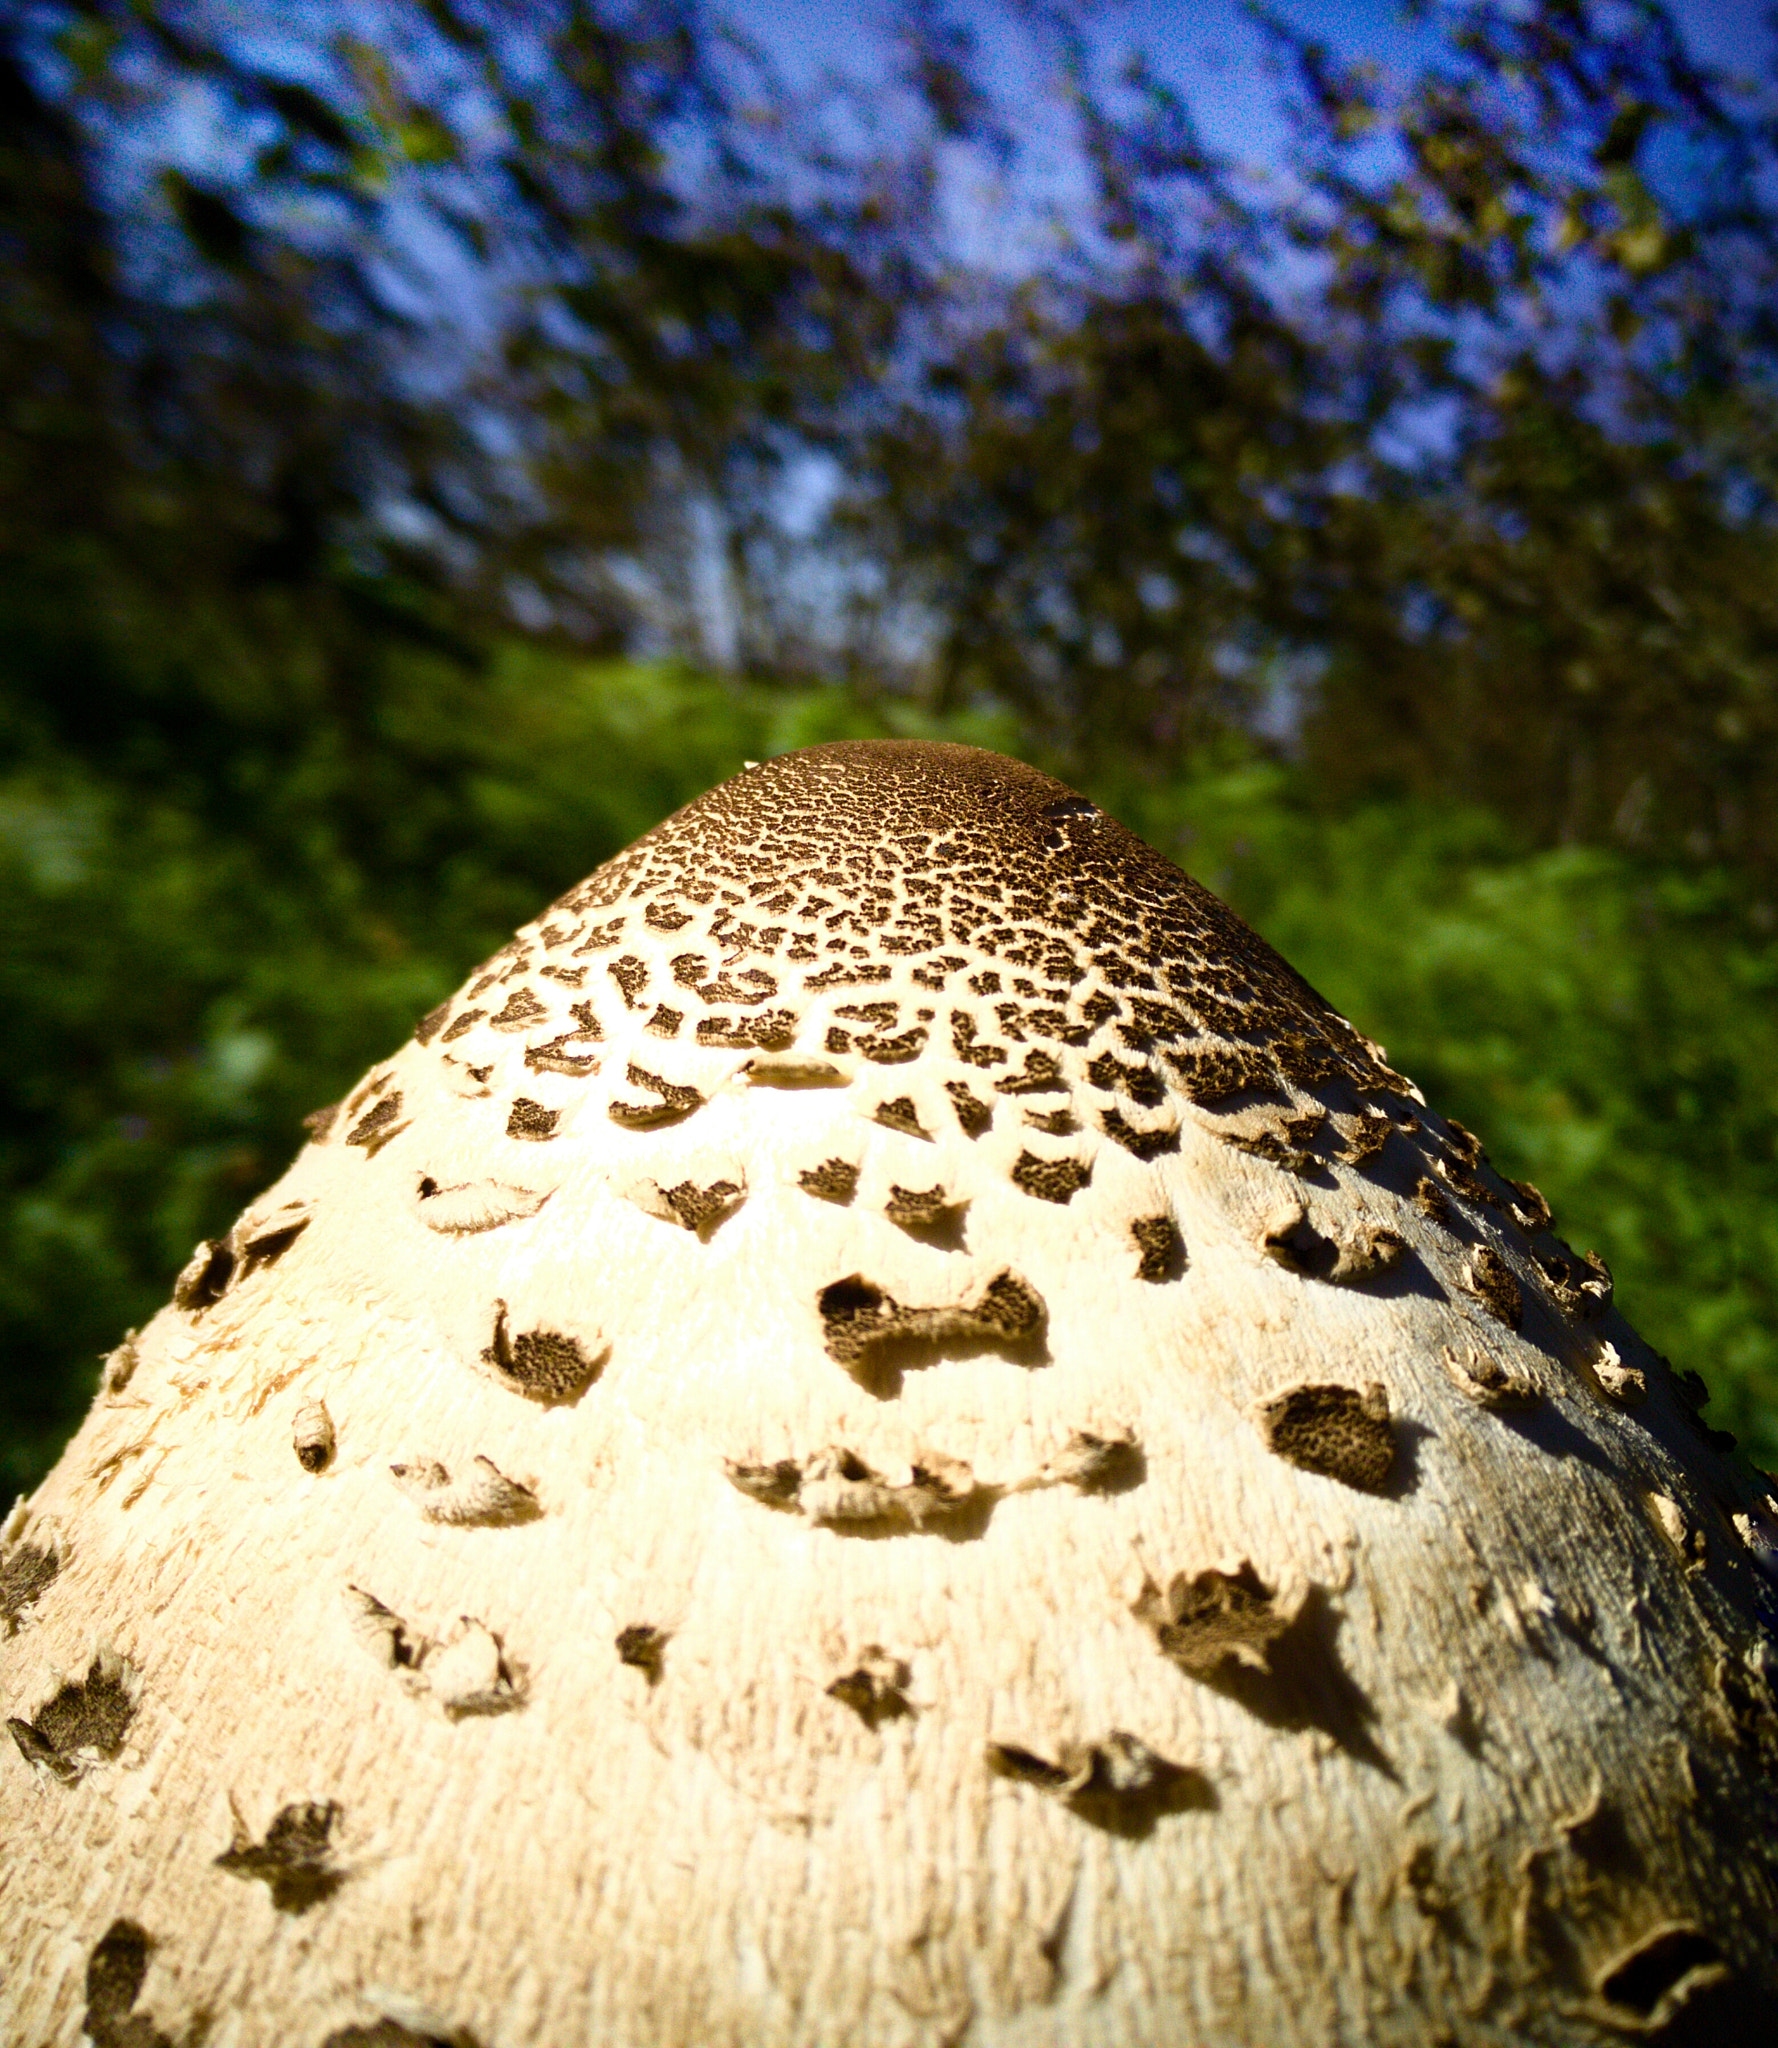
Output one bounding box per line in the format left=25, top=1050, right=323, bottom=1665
left=4, top=740, right=1777, bottom=2047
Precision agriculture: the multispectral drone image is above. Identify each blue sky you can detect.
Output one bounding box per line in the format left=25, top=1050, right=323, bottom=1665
left=738, top=0, right=1777, bottom=164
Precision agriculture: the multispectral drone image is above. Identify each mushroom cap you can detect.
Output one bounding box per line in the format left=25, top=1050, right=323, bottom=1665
left=4, top=741, right=1776, bottom=2046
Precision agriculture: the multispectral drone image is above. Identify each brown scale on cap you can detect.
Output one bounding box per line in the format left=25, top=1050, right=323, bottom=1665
left=8, top=1650, right=136, bottom=1782
left=214, top=1800, right=346, bottom=1914
left=0, top=1540, right=61, bottom=1634
left=1255, top=1381, right=1398, bottom=1493
left=404, top=743, right=1412, bottom=1164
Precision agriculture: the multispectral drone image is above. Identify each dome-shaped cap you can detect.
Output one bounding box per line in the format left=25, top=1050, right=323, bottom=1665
left=4, top=742, right=1775, bottom=2046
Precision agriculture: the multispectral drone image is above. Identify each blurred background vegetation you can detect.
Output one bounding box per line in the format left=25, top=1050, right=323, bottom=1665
left=4, top=0, right=1777, bottom=1490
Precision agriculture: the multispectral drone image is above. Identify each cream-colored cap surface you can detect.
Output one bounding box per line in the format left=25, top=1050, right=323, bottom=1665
left=3, top=741, right=1775, bottom=2046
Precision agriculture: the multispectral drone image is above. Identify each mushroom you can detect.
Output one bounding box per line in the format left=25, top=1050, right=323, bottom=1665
left=3, top=739, right=1775, bottom=2044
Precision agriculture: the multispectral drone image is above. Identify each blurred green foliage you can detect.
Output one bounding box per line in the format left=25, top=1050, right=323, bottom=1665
left=3, top=0, right=1776, bottom=1491
left=4, top=654, right=1772, bottom=1494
